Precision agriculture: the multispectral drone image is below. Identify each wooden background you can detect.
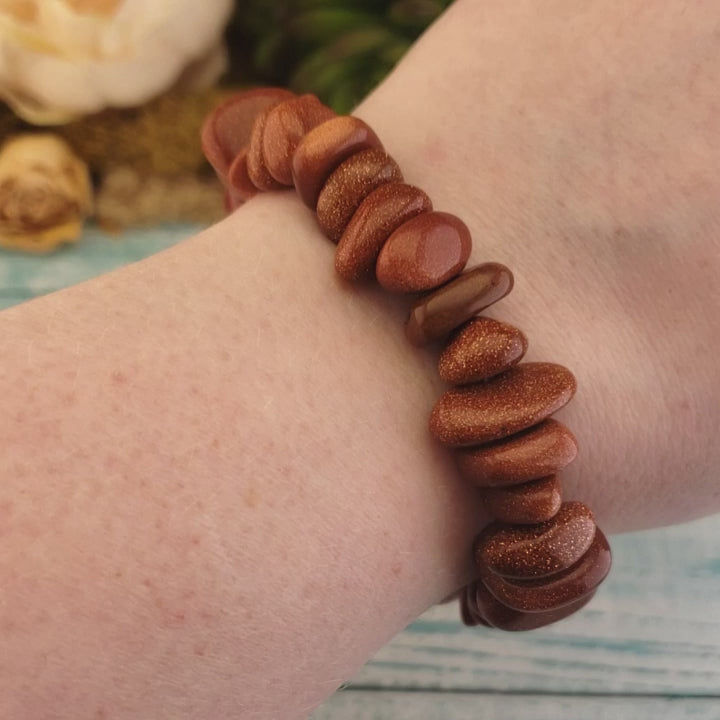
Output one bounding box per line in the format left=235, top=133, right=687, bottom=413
left=2, top=226, right=718, bottom=720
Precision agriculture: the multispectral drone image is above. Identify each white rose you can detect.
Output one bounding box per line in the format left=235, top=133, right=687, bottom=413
left=0, top=0, right=233, bottom=124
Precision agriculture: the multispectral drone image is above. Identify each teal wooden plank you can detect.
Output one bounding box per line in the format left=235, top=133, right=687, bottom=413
left=313, top=692, right=720, bottom=719
left=0, top=223, right=201, bottom=305
left=353, top=516, right=720, bottom=695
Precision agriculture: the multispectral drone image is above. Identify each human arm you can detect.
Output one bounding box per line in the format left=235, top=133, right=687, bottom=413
left=1, top=1, right=719, bottom=717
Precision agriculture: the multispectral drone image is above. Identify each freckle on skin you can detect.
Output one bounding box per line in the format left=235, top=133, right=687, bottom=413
left=111, top=370, right=127, bottom=385
left=0, top=500, right=15, bottom=522
left=391, top=564, right=402, bottom=577
left=243, top=486, right=259, bottom=508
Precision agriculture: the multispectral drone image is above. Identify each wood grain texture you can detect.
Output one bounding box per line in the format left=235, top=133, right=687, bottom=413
left=352, top=517, right=720, bottom=695
left=0, top=224, right=192, bottom=309
left=2, top=227, right=720, bottom=717
left=312, top=692, right=720, bottom=719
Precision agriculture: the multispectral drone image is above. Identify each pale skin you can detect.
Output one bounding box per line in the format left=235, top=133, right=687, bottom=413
left=0, top=1, right=718, bottom=717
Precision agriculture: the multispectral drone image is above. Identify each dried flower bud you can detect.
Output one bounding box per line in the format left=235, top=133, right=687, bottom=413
left=0, top=134, right=92, bottom=253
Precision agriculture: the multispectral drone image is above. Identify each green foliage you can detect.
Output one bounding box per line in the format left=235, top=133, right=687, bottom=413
left=225, top=0, right=454, bottom=112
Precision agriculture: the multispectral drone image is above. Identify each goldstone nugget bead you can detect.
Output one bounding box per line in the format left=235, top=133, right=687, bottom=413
left=439, top=317, right=528, bottom=384
left=406, top=263, right=513, bottom=346
left=430, top=362, right=577, bottom=447
left=481, top=474, right=562, bottom=524
left=376, top=211, right=472, bottom=293
left=481, top=529, right=612, bottom=613
left=262, top=94, right=336, bottom=185
left=227, top=148, right=257, bottom=202
left=474, top=501, right=596, bottom=579
left=335, top=183, right=432, bottom=281
left=463, top=581, right=597, bottom=631
left=316, top=149, right=403, bottom=241
left=247, top=105, right=286, bottom=191
left=455, top=419, right=579, bottom=487
left=200, top=87, right=295, bottom=178
left=292, top=116, right=383, bottom=209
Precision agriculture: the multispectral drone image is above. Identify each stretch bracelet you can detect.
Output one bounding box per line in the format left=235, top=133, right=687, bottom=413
left=201, top=89, right=612, bottom=632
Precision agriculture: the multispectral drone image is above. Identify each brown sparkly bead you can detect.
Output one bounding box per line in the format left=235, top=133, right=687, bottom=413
left=262, top=94, right=336, bottom=185
left=459, top=585, right=492, bottom=627
left=316, top=149, right=403, bottom=242
left=429, top=362, right=577, bottom=447
left=247, top=106, right=285, bottom=192
left=335, top=183, right=433, bottom=281
left=292, top=116, right=383, bottom=208
left=481, top=474, right=562, bottom=524
left=464, top=580, right=597, bottom=631
left=456, top=419, right=579, bottom=487
left=405, top=263, right=513, bottom=347
left=375, top=211, right=472, bottom=293
left=474, top=501, right=596, bottom=579
left=481, top=529, right=612, bottom=612
left=227, top=148, right=258, bottom=202
left=200, top=87, right=295, bottom=179
left=438, top=317, right=528, bottom=384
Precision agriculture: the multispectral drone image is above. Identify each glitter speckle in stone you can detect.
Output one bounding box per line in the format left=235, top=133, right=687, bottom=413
left=481, top=474, right=562, bottom=524
left=480, top=528, right=612, bottom=612
left=438, top=317, right=528, bottom=384
left=455, top=419, right=579, bottom=487
left=376, top=211, right=472, bottom=293
left=335, top=183, right=432, bottom=281
left=461, top=580, right=597, bottom=631
left=429, top=362, right=577, bottom=447
left=292, top=116, right=383, bottom=208
left=473, top=501, right=596, bottom=579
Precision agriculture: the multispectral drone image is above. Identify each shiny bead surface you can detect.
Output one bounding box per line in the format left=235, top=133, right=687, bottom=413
left=455, top=419, right=579, bottom=487
left=316, top=149, right=402, bottom=241
left=200, top=87, right=294, bottom=178
left=462, top=580, right=597, bottom=631
left=438, top=317, right=528, bottom=384
left=430, top=363, right=577, bottom=447
left=375, top=211, right=472, bottom=293
left=262, top=94, right=336, bottom=185
left=335, top=183, right=432, bottom=281
left=481, top=474, right=562, bottom=524
left=474, top=501, right=596, bottom=579
left=405, top=263, right=513, bottom=346
left=292, top=116, right=383, bottom=208
left=480, top=529, right=612, bottom=612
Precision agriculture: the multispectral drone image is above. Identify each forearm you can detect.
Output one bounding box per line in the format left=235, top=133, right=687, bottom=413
left=0, top=195, right=487, bottom=717
left=1, top=0, right=719, bottom=718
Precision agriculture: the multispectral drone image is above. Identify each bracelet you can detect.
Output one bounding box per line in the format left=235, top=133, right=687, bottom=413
left=201, top=89, right=612, bottom=632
